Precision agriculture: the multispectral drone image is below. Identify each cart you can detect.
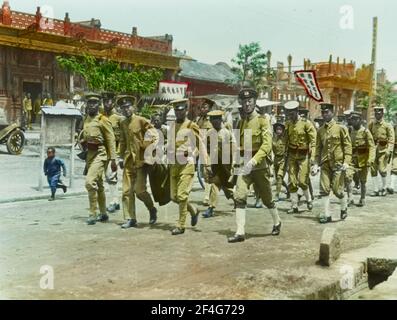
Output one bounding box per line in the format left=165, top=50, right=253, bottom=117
left=0, top=123, right=26, bottom=155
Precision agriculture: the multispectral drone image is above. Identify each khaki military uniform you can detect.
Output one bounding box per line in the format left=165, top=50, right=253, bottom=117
left=369, top=120, right=395, bottom=177
left=43, top=98, right=54, bottom=106
left=104, top=110, right=124, bottom=207
left=82, top=114, right=117, bottom=217
left=392, top=124, right=397, bottom=175
left=196, top=115, right=213, bottom=204
left=23, top=97, right=33, bottom=129
left=351, top=126, right=376, bottom=183
left=285, top=118, right=317, bottom=194
left=119, top=115, right=158, bottom=220
left=315, top=119, right=352, bottom=198
left=234, top=112, right=275, bottom=209
left=206, top=125, right=235, bottom=208
left=272, top=134, right=287, bottom=196
left=169, top=120, right=203, bottom=229
left=107, top=111, right=124, bottom=152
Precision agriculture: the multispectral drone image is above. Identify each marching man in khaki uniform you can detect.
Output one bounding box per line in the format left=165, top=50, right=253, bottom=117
left=284, top=101, right=317, bottom=213
left=118, top=96, right=159, bottom=229
left=313, top=103, right=352, bottom=224
left=196, top=98, right=215, bottom=206
left=102, top=92, right=124, bottom=213
left=272, top=121, right=288, bottom=201
left=202, top=110, right=235, bottom=218
left=369, top=106, right=395, bottom=196
left=349, top=111, right=376, bottom=207
left=81, top=93, right=117, bottom=225
left=228, top=89, right=282, bottom=243
left=168, top=99, right=205, bottom=235
left=388, top=113, right=397, bottom=193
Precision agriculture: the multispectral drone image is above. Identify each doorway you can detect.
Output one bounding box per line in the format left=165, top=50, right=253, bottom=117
left=23, top=82, right=43, bottom=123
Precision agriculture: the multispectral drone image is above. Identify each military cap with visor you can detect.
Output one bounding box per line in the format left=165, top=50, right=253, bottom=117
left=84, top=92, right=102, bottom=102
left=116, top=95, right=137, bottom=108
left=374, top=105, right=385, bottom=112
left=208, top=110, right=224, bottom=119
left=284, top=101, right=300, bottom=110
left=238, top=88, right=258, bottom=100
left=350, top=111, right=363, bottom=119
left=320, top=103, right=335, bottom=112
left=101, top=91, right=116, bottom=100
left=170, top=98, right=189, bottom=111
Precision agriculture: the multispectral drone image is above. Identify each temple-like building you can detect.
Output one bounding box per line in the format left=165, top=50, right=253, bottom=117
left=0, top=1, right=180, bottom=122
left=264, top=52, right=373, bottom=118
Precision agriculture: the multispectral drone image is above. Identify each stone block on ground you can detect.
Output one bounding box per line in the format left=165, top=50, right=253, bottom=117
left=319, top=228, right=341, bottom=266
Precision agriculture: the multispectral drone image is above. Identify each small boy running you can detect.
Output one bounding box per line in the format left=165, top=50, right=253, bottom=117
left=43, top=147, right=67, bottom=201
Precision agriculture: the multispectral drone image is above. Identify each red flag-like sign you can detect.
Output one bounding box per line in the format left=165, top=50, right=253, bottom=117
left=294, top=70, right=324, bottom=102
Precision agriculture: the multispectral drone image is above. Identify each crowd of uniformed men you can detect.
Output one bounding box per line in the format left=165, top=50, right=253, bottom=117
left=78, top=88, right=397, bottom=243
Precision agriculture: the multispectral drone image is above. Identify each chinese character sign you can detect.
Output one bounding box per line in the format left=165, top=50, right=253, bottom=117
left=294, top=70, right=324, bottom=102
left=158, top=81, right=189, bottom=100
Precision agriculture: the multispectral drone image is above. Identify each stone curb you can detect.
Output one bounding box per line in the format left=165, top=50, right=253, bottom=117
left=0, top=191, right=87, bottom=204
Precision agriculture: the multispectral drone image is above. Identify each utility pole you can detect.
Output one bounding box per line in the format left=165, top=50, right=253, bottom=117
left=367, top=17, right=378, bottom=122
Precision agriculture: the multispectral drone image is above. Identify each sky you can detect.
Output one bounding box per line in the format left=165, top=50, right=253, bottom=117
left=9, top=0, right=397, bottom=81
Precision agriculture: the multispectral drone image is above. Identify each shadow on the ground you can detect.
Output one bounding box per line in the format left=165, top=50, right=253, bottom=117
left=213, top=228, right=273, bottom=240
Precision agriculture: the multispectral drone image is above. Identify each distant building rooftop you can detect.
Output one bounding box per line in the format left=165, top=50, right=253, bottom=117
left=180, top=60, right=238, bottom=84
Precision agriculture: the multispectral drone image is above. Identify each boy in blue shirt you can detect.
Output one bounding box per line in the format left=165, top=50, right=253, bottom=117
left=43, top=147, right=67, bottom=201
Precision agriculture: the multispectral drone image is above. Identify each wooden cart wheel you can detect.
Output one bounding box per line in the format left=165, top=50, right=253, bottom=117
left=6, top=129, right=25, bottom=155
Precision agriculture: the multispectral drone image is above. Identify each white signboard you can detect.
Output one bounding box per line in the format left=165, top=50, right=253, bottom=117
left=158, top=81, right=189, bottom=100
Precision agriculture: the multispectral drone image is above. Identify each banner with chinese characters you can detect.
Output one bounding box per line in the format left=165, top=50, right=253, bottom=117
left=294, top=70, right=324, bottom=102
left=158, top=81, right=189, bottom=100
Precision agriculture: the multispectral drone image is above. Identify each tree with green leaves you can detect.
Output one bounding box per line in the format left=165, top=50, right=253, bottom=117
left=56, top=54, right=163, bottom=96
left=375, top=81, right=397, bottom=120
left=230, top=42, right=268, bottom=90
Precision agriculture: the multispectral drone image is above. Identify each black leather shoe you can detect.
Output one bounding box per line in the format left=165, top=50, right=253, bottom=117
left=307, top=201, right=313, bottom=211
left=370, top=191, right=380, bottom=197
left=228, top=234, right=245, bottom=243
left=191, top=210, right=199, bottom=227
left=272, top=222, right=282, bottom=236
left=356, top=199, right=366, bottom=207
left=115, top=204, right=121, bottom=211
left=149, top=207, right=158, bottom=225
left=380, top=189, right=387, bottom=197
left=387, top=188, right=394, bottom=195
left=202, top=207, right=214, bottom=218
left=96, top=214, right=109, bottom=223
left=319, top=216, right=332, bottom=224
left=171, top=228, right=185, bottom=235
left=287, top=208, right=299, bottom=214
left=340, top=210, right=348, bottom=220
left=62, top=185, right=67, bottom=193
left=87, top=217, right=97, bottom=225
left=121, top=219, right=138, bottom=229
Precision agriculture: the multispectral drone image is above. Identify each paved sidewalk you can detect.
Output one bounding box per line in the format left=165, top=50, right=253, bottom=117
left=0, top=142, right=87, bottom=204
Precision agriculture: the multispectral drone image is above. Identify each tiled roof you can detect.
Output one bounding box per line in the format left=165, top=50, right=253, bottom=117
left=0, top=5, right=172, bottom=55
left=180, top=60, right=238, bottom=83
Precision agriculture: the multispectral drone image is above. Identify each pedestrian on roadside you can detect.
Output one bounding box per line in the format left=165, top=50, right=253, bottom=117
left=43, top=147, right=67, bottom=201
